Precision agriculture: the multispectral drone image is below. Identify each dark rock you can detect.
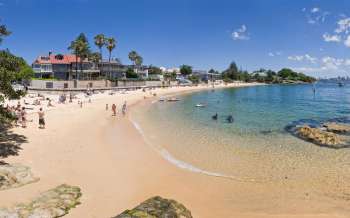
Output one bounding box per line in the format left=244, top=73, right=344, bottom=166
left=114, top=196, right=192, bottom=218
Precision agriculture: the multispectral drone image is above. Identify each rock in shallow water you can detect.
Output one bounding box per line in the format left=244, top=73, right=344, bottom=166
left=114, top=196, right=192, bottom=218
left=0, top=184, right=82, bottom=218
left=323, top=122, right=350, bottom=134
left=297, top=125, right=343, bottom=148
left=0, top=164, right=39, bottom=191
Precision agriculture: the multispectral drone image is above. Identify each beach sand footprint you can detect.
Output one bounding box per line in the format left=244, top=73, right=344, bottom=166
left=0, top=184, right=82, bottom=218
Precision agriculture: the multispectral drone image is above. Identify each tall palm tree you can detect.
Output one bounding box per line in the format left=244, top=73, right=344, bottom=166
left=94, top=34, right=105, bottom=78
left=68, top=40, right=79, bottom=80
left=135, top=55, right=143, bottom=66
left=0, top=22, right=11, bottom=45
left=88, top=52, right=101, bottom=79
left=68, top=33, right=90, bottom=80
left=128, top=50, right=138, bottom=65
left=105, top=37, right=116, bottom=79
left=94, top=34, right=105, bottom=62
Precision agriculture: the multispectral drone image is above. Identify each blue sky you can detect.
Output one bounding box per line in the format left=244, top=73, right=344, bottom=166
left=1, top=0, right=350, bottom=77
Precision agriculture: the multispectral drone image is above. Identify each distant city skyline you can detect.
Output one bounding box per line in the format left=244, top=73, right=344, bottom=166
left=1, top=0, right=350, bottom=77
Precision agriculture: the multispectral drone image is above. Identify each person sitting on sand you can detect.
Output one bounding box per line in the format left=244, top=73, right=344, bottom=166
left=47, top=99, right=54, bottom=107
left=112, top=104, right=117, bottom=116
left=38, top=108, right=45, bottom=129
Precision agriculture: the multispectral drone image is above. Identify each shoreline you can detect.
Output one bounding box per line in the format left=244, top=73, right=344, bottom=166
left=1, top=82, right=348, bottom=218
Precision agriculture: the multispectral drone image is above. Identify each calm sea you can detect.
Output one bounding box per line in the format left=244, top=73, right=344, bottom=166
left=131, top=82, right=350, bottom=188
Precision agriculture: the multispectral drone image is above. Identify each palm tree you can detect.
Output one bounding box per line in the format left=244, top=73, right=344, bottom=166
left=105, top=37, right=116, bottom=79
left=89, top=52, right=101, bottom=79
left=128, top=50, right=138, bottom=65
left=94, top=34, right=105, bottom=78
left=0, top=22, right=11, bottom=45
left=94, top=34, right=105, bottom=62
left=68, top=40, right=79, bottom=80
left=68, top=33, right=90, bottom=80
left=135, top=55, right=143, bottom=66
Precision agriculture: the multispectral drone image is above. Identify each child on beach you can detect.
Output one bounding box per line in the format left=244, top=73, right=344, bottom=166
left=112, top=104, right=117, bottom=116
left=38, top=108, right=45, bottom=129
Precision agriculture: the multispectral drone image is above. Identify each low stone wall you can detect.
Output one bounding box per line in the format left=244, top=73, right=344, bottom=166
left=30, top=79, right=113, bottom=90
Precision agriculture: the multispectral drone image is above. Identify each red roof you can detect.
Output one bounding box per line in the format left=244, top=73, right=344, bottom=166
left=34, top=54, right=89, bottom=64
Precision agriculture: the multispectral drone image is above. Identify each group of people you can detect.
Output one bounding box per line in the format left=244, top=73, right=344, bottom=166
left=5, top=102, right=45, bottom=129
left=108, top=101, right=127, bottom=117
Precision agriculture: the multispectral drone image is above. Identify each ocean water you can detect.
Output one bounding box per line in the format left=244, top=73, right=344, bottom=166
left=130, top=83, right=350, bottom=193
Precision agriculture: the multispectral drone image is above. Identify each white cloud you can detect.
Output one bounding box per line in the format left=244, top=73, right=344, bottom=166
left=311, top=7, right=320, bottom=13
left=268, top=51, right=282, bottom=57
left=322, top=33, right=342, bottom=42
left=344, top=35, right=350, bottom=47
left=288, top=54, right=317, bottom=63
left=288, top=55, right=304, bottom=61
left=304, top=7, right=330, bottom=25
left=232, top=25, right=249, bottom=40
left=335, top=18, right=350, bottom=34
left=292, top=57, right=350, bottom=76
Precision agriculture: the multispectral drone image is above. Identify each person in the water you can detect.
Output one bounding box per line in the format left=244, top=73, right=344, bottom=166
left=212, top=113, right=218, bottom=120
left=227, top=115, right=234, bottom=123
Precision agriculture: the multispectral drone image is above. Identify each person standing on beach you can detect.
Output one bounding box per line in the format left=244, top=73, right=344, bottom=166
left=122, top=101, right=127, bottom=116
left=21, top=107, right=27, bottom=128
left=38, top=108, right=45, bottom=129
left=112, top=104, right=117, bottom=116
left=105, top=104, right=109, bottom=111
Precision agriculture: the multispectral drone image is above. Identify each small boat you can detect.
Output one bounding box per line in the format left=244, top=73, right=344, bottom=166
left=159, top=97, right=165, bottom=102
left=338, top=82, right=344, bottom=87
left=195, top=103, right=206, bottom=107
left=167, top=98, right=180, bottom=102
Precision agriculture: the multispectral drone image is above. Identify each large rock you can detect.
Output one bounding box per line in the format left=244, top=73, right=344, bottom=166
left=114, top=196, right=192, bottom=218
left=0, top=164, right=39, bottom=191
left=323, top=122, right=350, bottom=134
left=0, top=184, right=82, bottom=218
left=297, top=125, right=343, bottom=148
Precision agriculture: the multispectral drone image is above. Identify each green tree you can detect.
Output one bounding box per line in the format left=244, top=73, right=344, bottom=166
left=223, top=62, right=239, bottom=80
left=148, top=66, right=162, bottom=75
left=68, top=33, right=90, bottom=80
left=128, top=50, right=138, bottom=65
left=0, top=25, right=34, bottom=123
left=135, top=55, right=143, bottom=66
left=0, top=22, right=11, bottom=45
left=94, top=34, right=105, bottom=63
left=125, top=68, right=138, bottom=79
left=106, top=37, right=116, bottom=79
left=180, top=65, right=192, bottom=76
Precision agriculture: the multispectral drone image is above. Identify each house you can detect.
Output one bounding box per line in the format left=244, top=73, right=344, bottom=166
left=32, top=54, right=99, bottom=80
left=192, top=70, right=221, bottom=82
left=32, top=53, right=150, bottom=80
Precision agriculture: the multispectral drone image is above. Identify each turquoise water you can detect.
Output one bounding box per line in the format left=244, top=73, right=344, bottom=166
left=131, top=83, right=350, bottom=187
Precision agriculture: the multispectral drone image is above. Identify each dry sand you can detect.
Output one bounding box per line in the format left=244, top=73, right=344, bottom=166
left=1, top=83, right=349, bottom=218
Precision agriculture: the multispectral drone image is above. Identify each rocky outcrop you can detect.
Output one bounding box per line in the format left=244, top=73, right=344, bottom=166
left=297, top=125, right=343, bottom=148
left=114, top=196, right=192, bottom=218
left=323, top=122, right=350, bottom=134
left=0, top=184, right=82, bottom=218
left=0, top=164, right=39, bottom=190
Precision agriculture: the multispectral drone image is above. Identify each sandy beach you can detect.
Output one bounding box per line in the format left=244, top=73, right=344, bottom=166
left=1, top=83, right=349, bottom=218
